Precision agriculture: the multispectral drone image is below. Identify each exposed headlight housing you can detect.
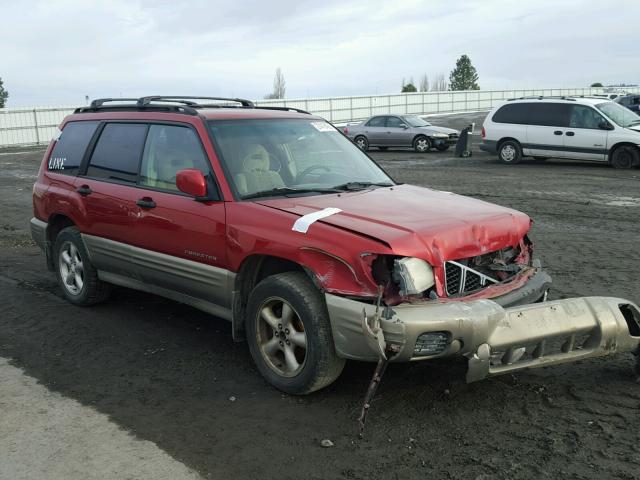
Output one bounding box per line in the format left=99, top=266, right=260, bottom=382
left=431, top=133, right=449, bottom=138
left=392, top=257, right=435, bottom=295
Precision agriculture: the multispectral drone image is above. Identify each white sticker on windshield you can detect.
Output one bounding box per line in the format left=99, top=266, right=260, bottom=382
left=311, top=121, right=334, bottom=132
left=292, top=207, right=342, bottom=234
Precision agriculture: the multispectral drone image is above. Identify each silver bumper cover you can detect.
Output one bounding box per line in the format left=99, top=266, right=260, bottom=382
left=325, top=294, right=640, bottom=382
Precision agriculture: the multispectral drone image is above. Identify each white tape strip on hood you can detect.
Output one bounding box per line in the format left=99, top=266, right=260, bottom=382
left=292, top=207, right=342, bottom=233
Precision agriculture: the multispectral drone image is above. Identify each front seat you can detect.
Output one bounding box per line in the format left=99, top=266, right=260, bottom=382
left=234, top=144, right=284, bottom=195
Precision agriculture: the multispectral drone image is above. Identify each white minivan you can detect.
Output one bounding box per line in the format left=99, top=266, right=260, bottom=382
left=479, top=97, right=640, bottom=168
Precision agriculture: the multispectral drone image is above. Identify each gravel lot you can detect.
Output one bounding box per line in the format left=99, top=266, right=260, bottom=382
left=1, top=112, right=639, bottom=480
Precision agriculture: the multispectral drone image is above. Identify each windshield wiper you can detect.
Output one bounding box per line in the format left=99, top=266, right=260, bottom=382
left=331, top=181, right=394, bottom=191
left=241, top=186, right=342, bottom=200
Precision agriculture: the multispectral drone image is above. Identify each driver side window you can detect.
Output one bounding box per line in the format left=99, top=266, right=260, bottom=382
left=386, top=117, right=405, bottom=128
left=139, top=125, right=209, bottom=191
left=569, top=105, right=605, bottom=130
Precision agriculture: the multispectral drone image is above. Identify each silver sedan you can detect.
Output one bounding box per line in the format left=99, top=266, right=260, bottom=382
left=343, top=114, right=460, bottom=152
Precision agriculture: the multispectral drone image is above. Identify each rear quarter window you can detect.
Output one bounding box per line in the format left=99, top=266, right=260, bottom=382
left=492, top=104, right=529, bottom=124
left=47, top=121, right=99, bottom=175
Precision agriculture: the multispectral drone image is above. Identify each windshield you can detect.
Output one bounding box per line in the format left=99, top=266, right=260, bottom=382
left=403, top=115, right=431, bottom=127
left=595, top=102, right=640, bottom=128
left=208, top=119, right=393, bottom=199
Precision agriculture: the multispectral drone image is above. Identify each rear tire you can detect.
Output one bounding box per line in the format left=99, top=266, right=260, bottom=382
left=610, top=145, right=639, bottom=169
left=498, top=140, right=522, bottom=164
left=354, top=136, right=369, bottom=151
left=245, top=272, right=345, bottom=394
left=53, top=226, right=111, bottom=306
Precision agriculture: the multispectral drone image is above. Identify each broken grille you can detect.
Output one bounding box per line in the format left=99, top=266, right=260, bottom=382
left=444, top=261, right=498, bottom=296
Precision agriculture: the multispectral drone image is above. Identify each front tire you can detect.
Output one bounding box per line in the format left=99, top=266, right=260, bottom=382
left=245, top=272, right=345, bottom=394
left=498, top=140, right=522, bottom=164
left=53, top=226, right=111, bottom=306
left=413, top=136, right=431, bottom=153
left=610, top=145, right=639, bottom=169
left=354, top=136, right=369, bottom=151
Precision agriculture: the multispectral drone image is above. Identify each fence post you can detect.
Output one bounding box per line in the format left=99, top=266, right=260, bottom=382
left=33, top=109, right=40, bottom=145
left=349, top=97, right=353, bottom=122
left=329, top=98, right=333, bottom=123
left=369, top=96, right=373, bottom=118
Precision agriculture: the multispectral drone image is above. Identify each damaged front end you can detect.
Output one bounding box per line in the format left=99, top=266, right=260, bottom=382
left=323, top=236, right=640, bottom=382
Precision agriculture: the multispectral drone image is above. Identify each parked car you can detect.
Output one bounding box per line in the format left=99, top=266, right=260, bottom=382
left=480, top=96, right=640, bottom=168
left=343, top=114, right=459, bottom=152
left=31, top=96, right=640, bottom=394
left=615, top=94, right=640, bottom=113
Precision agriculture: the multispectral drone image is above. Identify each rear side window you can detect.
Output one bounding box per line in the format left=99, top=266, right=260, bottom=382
left=86, top=123, right=148, bottom=183
left=48, top=121, right=99, bottom=175
left=366, top=116, right=385, bottom=127
left=492, top=104, right=529, bottom=124
left=528, top=103, right=569, bottom=127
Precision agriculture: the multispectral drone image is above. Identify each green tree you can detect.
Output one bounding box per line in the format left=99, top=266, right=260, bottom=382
left=0, top=77, right=8, bottom=108
left=448, top=55, right=480, bottom=91
left=401, top=82, right=417, bottom=93
left=590, top=82, right=603, bottom=87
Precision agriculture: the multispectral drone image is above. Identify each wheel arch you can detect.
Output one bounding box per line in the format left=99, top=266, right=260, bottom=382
left=497, top=137, right=521, bottom=150
left=43, top=213, right=77, bottom=271
left=608, top=142, right=640, bottom=166
left=231, top=254, right=313, bottom=341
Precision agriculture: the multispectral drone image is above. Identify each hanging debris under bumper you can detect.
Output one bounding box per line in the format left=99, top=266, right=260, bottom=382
left=326, top=293, right=640, bottom=381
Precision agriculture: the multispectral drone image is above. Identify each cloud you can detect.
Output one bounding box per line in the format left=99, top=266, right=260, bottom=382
left=0, top=0, right=637, bottom=106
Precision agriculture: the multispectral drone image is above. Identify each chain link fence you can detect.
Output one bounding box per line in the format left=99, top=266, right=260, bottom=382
left=1, top=87, right=637, bottom=148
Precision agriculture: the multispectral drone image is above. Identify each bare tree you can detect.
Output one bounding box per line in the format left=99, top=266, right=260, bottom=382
left=264, top=68, right=286, bottom=99
left=431, top=73, right=448, bottom=92
left=419, top=74, right=429, bottom=92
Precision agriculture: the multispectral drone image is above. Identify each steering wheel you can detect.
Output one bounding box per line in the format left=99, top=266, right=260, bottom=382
left=297, top=165, right=331, bottom=182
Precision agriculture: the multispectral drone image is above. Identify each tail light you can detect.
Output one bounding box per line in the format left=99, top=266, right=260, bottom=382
left=343, top=126, right=349, bottom=135
left=481, top=126, right=486, bottom=138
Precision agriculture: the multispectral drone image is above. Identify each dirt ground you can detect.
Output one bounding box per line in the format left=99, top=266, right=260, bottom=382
left=1, top=112, right=639, bottom=480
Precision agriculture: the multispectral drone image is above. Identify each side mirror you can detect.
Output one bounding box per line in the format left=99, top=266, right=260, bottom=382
left=401, top=124, right=408, bottom=129
left=176, top=168, right=207, bottom=198
left=598, top=121, right=614, bottom=131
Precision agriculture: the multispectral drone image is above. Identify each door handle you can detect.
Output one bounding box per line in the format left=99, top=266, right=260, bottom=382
left=565, top=131, right=575, bottom=137
left=76, top=185, right=92, bottom=196
left=136, top=197, right=156, bottom=209
left=554, top=131, right=563, bottom=136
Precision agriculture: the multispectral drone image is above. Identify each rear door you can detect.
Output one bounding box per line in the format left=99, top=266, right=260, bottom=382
left=384, top=116, right=410, bottom=146
left=525, top=103, right=569, bottom=158
left=564, top=104, right=608, bottom=161
left=362, top=116, right=387, bottom=146
left=75, top=122, right=148, bottom=276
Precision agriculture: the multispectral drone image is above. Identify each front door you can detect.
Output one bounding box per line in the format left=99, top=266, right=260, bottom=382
left=130, top=123, right=231, bottom=311
left=564, top=104, right=609, bottom=161
left=384, top=116, right=410, bottom=146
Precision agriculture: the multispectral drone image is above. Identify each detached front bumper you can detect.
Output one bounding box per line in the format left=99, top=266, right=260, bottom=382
left=326, top=293, right=640, bottom=383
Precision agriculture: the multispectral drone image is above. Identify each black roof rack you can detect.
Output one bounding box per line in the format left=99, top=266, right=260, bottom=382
left=74, top=95, right=312, bottom=116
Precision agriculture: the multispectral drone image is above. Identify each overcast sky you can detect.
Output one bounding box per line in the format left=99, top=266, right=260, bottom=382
left=1, top=0, right=637, bottom=107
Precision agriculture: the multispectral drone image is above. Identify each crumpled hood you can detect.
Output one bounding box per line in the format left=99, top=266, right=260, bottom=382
left=417, top=125, right=459, bottom=135
left=256, top=184, right=531, bottom=265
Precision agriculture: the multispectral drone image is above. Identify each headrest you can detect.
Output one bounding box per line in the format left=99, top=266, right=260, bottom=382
left=242, top=144, right=270, bottom=172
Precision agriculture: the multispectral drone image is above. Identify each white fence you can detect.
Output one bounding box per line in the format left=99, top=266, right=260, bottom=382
left=1, top=87, right=637, bottom=148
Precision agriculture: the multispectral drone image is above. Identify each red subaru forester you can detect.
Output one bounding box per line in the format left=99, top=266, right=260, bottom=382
left=31, top=96, right=640, bottom=394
